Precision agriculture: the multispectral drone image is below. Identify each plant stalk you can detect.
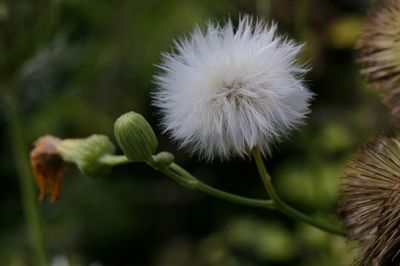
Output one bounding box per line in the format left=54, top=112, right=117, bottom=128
left=167, top=162, right=274, bottom=209
left=100, top=154, right=131, bottom=166
left=97, top=153, right=344, bottom=235
left=251, top=147, right=345, bottom=236
left=8, top=99, right=48, bottom=266
left=102, top=154, right=274, bottom=208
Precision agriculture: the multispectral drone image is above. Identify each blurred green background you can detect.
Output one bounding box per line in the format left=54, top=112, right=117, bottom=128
left=0, top=0, right=393, bottom=265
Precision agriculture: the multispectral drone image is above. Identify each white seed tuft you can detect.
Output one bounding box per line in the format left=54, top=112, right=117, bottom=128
left=153, top=16, right=313, bottom=160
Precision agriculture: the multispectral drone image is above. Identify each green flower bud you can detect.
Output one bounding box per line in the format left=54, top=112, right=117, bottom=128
left=153, top=151, right=174, bottom=167
left=57, top=134, right=115, bottom=178
left=114, top=111, right=158, bottom=162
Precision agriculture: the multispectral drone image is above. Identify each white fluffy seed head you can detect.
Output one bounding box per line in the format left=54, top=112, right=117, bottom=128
left=153, top=16, right=313, bottom=160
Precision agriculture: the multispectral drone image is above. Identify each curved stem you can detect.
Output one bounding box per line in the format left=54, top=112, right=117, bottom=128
left=169, top=163, right=274, bottom=209
left=144, top=157, right=274, bottom=209
left=102, top=153, right=344, bottom=235
left=252, top=147, right=345, bottom=236
left=100, top=154, right=274, bottom=208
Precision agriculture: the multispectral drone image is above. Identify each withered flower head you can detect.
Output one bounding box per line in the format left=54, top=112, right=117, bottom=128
left=57, top=134, right=115, bottom=177
left=357, top=0, right=400, bottom=118
left=338, top=136, right=400, bottom=265
left=30, top=135, right=65, bottom=203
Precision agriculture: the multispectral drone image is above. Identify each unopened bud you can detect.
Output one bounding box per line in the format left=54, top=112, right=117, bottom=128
left=153, top=151, right=174, bottom=167
left=57, top=134, right=115, bottom=178
left=114, top=111, right=158, bottom=162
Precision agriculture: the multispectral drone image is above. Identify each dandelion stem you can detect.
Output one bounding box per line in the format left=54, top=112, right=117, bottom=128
left=7, top=97, right=48, bottom=266
left=167, top=162, right=275, bottom=209
left=251, top=147, right=345, bottom=236
left=101, top=154, right=274, bottom=208
left=98, top=153, right=343, bottom=235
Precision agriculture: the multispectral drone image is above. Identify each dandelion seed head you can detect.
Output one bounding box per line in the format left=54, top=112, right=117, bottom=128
left=357, top=0, right=400, bottom=118
left=338, top=136, right=400, bottom=265
left=153, top=16, right=313, bottom=160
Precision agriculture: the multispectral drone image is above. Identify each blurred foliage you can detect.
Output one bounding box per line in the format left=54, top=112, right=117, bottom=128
left=0, top=0, right=391, bottom=265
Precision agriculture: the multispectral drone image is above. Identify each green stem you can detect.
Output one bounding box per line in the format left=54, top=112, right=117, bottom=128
left=102, top=153, right=343, bottom=235
left=99, top=154, right=273, bottom=208
left=251, top=147, right=345, bottom=236
left=100, top=154, right=131, bottom=166
left=144, top=157, right=275, bottom=209
left=169, top=163, right=274, bottom=209
left=8, top=98, right=48, bottom=266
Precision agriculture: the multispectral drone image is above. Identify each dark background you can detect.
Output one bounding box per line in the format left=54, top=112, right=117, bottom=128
left=0, top=0, right=392, bottom=265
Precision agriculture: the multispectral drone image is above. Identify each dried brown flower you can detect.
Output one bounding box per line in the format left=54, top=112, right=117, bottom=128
left=30, top=135, right=65, bottom=203
left=357, top=0, right=400, bottom=118
left=338, top=136, right=400, bottom=265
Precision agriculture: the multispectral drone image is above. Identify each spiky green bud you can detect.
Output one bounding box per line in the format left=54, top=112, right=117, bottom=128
left=57, top=134, right=115, bottom=177
left=114, top=111, right=158, bottom=162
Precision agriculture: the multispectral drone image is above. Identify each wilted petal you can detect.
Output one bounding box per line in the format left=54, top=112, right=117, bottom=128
left=30, top=135, right=65, bottom=203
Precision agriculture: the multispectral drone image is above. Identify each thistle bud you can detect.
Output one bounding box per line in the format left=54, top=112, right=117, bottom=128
left=153, top=151, right=174, bottom=167
left=57, top=134, right=115, bottom=178
left=114, top=111, right=158, bottom=162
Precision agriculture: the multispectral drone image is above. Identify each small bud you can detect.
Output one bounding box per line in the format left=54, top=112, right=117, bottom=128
left=114, top=111, right=158, bottom=162
left=153, top=151, right=175, bottom=167
left=57, top=134, right=115, bottom=178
